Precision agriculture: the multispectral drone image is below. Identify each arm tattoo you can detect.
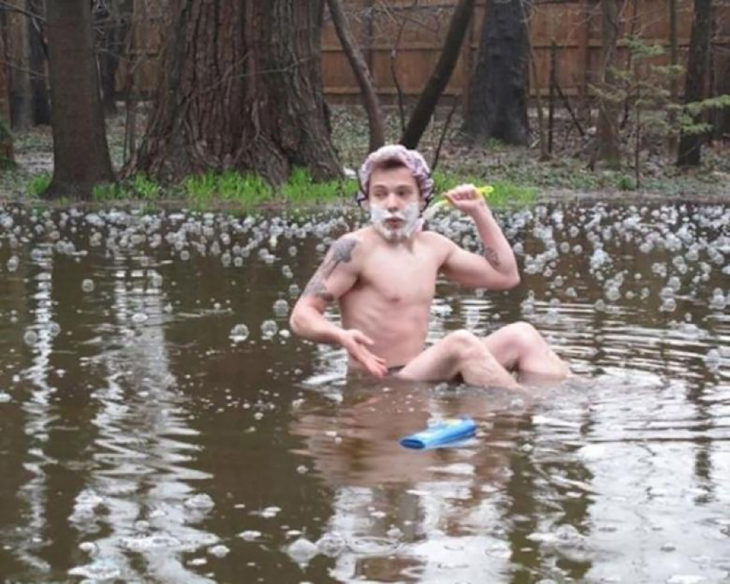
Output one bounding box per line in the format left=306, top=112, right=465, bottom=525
left=484, top=246, right=501, bottom=268
left=303, top=237, right=357, bottom=303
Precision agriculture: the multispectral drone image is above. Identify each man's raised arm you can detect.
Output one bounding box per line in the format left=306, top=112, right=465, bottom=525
left=439, top=184, right=520, bottom=290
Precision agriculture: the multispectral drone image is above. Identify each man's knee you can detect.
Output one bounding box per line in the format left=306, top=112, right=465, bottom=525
left=506, top=321, right=545, bottom=349
left=445, top=329, right=492, bottom=363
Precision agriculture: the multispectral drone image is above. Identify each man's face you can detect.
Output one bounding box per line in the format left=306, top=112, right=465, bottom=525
left=367, top=165, right=423, bottom=242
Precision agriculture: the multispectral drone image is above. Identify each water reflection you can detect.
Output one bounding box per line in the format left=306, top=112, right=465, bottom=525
left=67, top=255, right=217, bottom=582
left=289, top=374, right=591, bottom=582
left=13, top=243, right=56, bottom=575
left=0, top=200, right=728, bottom=583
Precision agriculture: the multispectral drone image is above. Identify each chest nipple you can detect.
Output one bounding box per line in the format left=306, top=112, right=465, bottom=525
left=387, top=292, right=403, bottom=304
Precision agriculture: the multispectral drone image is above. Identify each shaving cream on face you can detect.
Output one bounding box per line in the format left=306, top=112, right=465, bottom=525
left=370, top=202, right=421, bottom=242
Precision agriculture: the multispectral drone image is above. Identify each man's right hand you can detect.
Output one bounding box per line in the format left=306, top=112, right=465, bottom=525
left=339, top=329, right=388, bottom=378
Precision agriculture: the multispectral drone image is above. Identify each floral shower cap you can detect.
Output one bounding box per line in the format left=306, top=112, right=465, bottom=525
left=354, top=144, right=434, bottom=206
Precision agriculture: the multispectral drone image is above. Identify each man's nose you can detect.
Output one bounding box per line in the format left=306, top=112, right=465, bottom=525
left=385, top=193, right=400, bottom=209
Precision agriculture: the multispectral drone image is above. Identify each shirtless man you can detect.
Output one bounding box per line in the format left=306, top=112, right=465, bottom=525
left=289, top=145, right=570, bottom=389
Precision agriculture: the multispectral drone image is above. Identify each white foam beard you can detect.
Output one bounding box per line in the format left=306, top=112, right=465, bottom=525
left=370, top=202, right=421, bottom=242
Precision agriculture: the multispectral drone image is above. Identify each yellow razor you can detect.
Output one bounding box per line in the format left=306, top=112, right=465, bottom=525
left=423, top=185, right=493, bottom=220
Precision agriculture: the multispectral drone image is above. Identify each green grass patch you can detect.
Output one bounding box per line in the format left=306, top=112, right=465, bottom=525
left=183, top=170, right=273, bottom=206
left=181, top=167, right=356, bottom=208
left=279, top=166, right=357, bottom=204
left=131, top=173, right=162, bottom=200
left=617, top=175, right=637, bottom=191
left=431, top=170, right=536, bottom=208
left=89, top=175, right=163, bottom=202
left=488, top=181, right=538, bottom=206
left=27, top=173, right=51, bottom=197
left=92, top=182, right=125, bottom=201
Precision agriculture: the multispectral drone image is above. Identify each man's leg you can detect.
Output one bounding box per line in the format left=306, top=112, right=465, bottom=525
left=482, top=322, right=571, bottom=382
left=396, top=330, right=521, bottom=389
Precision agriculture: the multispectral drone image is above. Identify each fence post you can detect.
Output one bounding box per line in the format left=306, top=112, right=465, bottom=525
left=461, top=0, right=477, bottom=112
left=578, top=0, right=591, bottom=123
left=549, top=40, right=557, bottom=153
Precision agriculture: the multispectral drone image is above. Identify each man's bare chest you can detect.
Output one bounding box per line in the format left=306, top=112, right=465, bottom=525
left=359, top=252, right=438, bottom=305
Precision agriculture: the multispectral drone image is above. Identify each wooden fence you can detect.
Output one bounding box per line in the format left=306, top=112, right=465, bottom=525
left=320, top=0, right=730, bottom=105
left=1, top=0, right=729, bottom=117
left=115, top=0, right=730, bottom=105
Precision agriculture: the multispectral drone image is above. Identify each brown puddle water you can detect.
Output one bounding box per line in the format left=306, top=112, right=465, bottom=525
left=0, top=201, right=728, bottom=583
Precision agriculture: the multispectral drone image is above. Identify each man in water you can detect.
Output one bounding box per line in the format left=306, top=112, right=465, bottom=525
left=290, top=144, right=570, bottom=389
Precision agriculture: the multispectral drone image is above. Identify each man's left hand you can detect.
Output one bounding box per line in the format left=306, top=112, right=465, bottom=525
left=443, top=184, right=490, bottom=218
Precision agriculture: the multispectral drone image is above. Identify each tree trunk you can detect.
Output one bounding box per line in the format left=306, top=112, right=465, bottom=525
left=8, top=0, right=33, bottom=130
left=0, top=17, right=14, bottom=166
left=401, top=0, right=475, bottom=149
left=326, top=0, right=384, bottom=152
left=133, top=0, right=340, bottom=185
left=715, top=60, right=730, bottom=138
left=677, top=0, right=712, bottom=166
left=94, top=0, right=134, bottom=114
left=667, top=0, right=679, bottom=155
left=28, top=0, right=50, bottom=125
left=596, top=0, right=621, bottom=167
left=462, top=0, right=529, bottom=146
left=44, top=0, right=114, bottom=200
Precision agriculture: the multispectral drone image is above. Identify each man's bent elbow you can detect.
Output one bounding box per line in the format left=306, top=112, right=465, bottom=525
left=492, top=272, right=520, bottom=290
left=289, top=309, right=304, bottom=337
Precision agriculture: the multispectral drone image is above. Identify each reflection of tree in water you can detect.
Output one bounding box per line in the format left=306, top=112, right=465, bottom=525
left=67, top=260, right=217, bottom=582
left=12, top=247, right=56, bottom=576
left=503, top=413, right=595, bottom=583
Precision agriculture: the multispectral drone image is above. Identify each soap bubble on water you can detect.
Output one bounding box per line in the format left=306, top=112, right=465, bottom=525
left=660, top=286, right=675, bottom=300
left=131, top=312, right=148, bottom=324
left=316, top=532, right=345, bottom=557
left=286, top=537, right=318, bottom=565
left=78, top=541, right=99, bottom=556
left=272, top=299, right=289, bottom=317
left=184, top=493, right=215, bottom=510
left=208, top=544, right=229, bottom=558
left=667, top=275, right=681, bottom=291
left=23, top=329, right=38, bottom=346
left=68, top=559, right=121, bottom=581
left=604, top=286, right=620, bottom=302
left=708, top=288, right=726, bottom=311
left=261, top=320, right=278, bottom=340
left=81, top=279, right=95, bottom=293
left=229, top=324, right=250, bottom=343
left=704, top=348, right=721, bottom=371
left=660, top=297, right=677, bottom=312
left=238, top=530, right=262, bottom=541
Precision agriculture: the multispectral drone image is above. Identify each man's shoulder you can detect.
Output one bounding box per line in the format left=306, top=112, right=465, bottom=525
left=328, top=227, right=375, bottom=265
left=417, top=229, right=453, bottom=248
left=335, top=226, right=377, bottom=248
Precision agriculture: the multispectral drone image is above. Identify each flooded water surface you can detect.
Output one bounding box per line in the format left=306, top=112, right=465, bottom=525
left=0, top=200, right=728, bottom=583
